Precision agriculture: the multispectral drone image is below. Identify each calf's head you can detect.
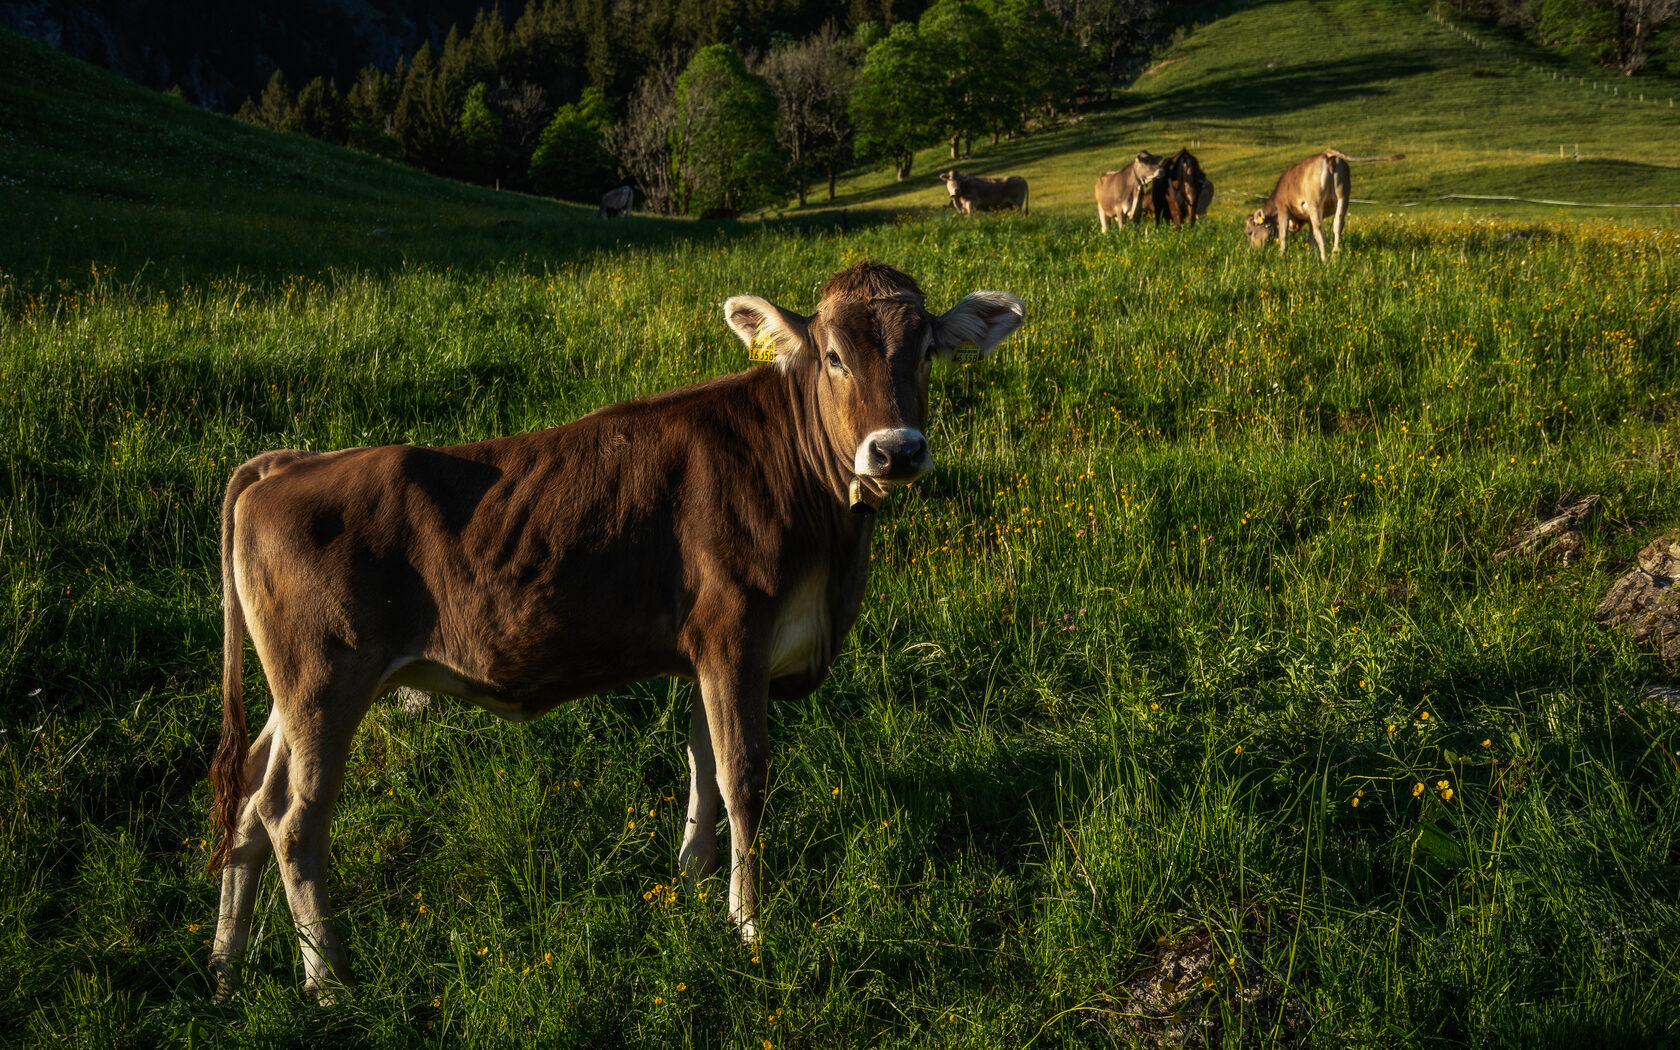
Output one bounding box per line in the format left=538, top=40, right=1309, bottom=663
left=1245, top=207, right=1277, bottom=247
left=939, top=170, right=963, bottom=196
left=724, top=262, right=1023, bottom=505
left=1131, top=151, right=1165, bottom=186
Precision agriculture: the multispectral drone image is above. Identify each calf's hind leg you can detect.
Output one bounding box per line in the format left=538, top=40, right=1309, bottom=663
left=260, top=672, right=379, bottom=1000
left=678, top=696, right=722, bottom=878
left=209, top=720, right=278, bottom=1001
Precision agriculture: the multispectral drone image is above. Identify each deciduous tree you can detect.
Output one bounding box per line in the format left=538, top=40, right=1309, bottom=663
left=529, top=87, right=616, bottom=201
left=757, top=23, right=858, bottom=206
left=671, top=44, right=785, bottom=213
left=850, top=22, right=941, bottom=180
left=607, top=59, right=680, bottom=214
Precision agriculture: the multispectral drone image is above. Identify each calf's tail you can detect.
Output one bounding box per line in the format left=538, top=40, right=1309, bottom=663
left=207, top=450, right=305, bottom=876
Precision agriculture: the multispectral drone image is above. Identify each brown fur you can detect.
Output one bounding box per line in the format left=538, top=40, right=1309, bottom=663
left=205, top=262, right=1024, bottom=999
left=1094, top=152, right=1165, bottom=232
left=1245, top=148, right=1403, bottom=259
left=1144, top=148, right=1214, bottom=228
left=941, top=170, right=1029, bottom=216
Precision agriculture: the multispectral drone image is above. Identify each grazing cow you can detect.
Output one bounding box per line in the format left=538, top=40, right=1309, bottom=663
left=1094, top=152, right=1165, bottom=232
left=598, top=185, right=634, bottom=220
left=205, top=262, right=1025, bottom=1002
left=1245, top=148, right=1403, bottom=259
left=1148, top=148, right=1214, bottom=228
left=940, top=170, right=1029, bottom=216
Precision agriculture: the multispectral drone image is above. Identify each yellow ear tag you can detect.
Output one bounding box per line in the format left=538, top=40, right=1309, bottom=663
left=952, top=344, right=983, bottom=364
left=748, top=335, right=779, bottom=363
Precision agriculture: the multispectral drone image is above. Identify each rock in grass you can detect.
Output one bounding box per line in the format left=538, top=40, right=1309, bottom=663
left=393, top=686, right=431, bottom=715
left=1496, top=494, right=1598, bottom=564
left=1642, top=685, right=1680, bottom=716
left=1594, top=532, right=1680, bottom=662
left=1084, top=927, right=1309, bottom=1047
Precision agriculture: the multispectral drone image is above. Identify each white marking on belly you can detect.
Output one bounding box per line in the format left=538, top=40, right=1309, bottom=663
left=770, top=571, right=830, bottom=680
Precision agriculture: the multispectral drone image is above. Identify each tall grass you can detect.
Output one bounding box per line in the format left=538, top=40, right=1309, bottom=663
left=3, top=213, right=1678, bottom=1046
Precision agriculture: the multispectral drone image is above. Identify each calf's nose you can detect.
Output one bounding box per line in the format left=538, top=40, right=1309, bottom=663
left=862, top=429, right=929, bottom=480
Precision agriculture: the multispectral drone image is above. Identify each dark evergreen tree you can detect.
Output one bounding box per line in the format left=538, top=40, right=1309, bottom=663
left=346, top=65, right=402, bottom=159
left=241, top=69, right=294, bottom=130
left=286, top=76, right=349, bottom=144
left=392, top=44, right=456, bottom=170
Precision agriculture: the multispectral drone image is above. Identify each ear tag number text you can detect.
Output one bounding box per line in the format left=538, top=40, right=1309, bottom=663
left=748, top=336, right=779, bottom=363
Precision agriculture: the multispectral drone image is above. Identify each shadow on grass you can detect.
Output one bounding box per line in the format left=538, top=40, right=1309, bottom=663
left=1143, top=52, right=1436, bottom=123
left=3, top=205, right=920, bottom=305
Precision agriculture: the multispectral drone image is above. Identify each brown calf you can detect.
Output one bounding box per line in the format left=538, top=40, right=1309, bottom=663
left=1245, top=148, right=1403, bottom=259
left=206, top=262, right=1025, bottom=1000
left=941, top=170, right=1029, bottom=216
left=1094, top=152, right=1165, bottom=232
left=1147, top=148, right=1214, bottom=228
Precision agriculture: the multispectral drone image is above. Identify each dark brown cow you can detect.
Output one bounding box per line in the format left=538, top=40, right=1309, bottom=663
left=1094, top=152, right=1165, bottom=232
left=1146, top=148, right=1214, bottom=228
left=205, top=263, right=1025, bottom=1001
left=598, top=185, right=634, bottom=219
left=1245, top=148, right=1402, bottom=259
left=941, top=170, right=1029, bottom=216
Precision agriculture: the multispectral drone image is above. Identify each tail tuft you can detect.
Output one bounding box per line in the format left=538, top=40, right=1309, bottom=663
left=207, top=450, right=307, bottom=877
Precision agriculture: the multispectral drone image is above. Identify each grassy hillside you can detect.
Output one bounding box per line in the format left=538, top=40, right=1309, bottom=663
left=825, top=0, right=1680, bottom=219
left=0, top=29, right=810, bottom=296
left=3, top=6, right=1680, bottom=1048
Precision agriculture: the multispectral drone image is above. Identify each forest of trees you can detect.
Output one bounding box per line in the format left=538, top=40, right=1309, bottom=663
left=232, top=0, right=1176, bottom=214
left=1443, top=0, right=1680, bottom=76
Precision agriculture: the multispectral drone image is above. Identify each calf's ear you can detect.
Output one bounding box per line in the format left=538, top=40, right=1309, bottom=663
left=724, top=296, right=813, bottom=369
left=931, top=292, right=1025, bottom=364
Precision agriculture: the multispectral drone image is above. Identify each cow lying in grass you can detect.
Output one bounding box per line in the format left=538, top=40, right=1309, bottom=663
left=205, top=262, right=1025, bottom=1002
left=1094, top=152, right=1165, bottom=232
left=1245, top=148, right=1402, bottom=259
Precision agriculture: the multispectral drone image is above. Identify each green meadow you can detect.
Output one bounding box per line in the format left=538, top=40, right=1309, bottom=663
left=4, top=1, right=1680, bottom=1046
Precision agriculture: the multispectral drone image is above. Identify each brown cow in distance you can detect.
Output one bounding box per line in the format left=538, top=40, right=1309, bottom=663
left=1147, top=148, right=1214, bottom=227
left=1094, top=152, right=1165, bottom=232
left=205, top=263, right=1025, bottom=1002
left=941, top=170, right=1029, bottom=216
left=1246, top=148, right=1403, bottom=259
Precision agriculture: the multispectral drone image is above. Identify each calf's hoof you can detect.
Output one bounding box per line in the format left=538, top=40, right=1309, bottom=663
left=302, top=977, right=348, bottom=1006
left=208, top=957, right=238, bottom=1004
